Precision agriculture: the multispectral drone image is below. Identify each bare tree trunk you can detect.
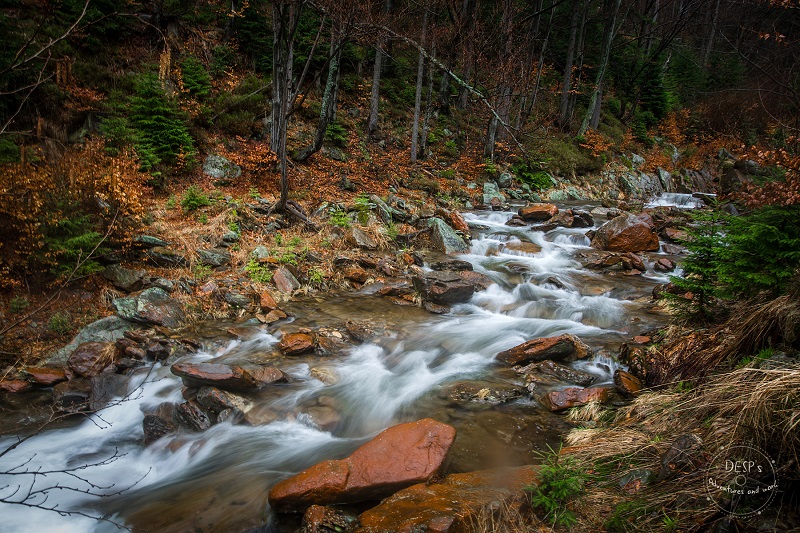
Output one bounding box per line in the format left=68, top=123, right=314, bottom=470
left=294, top=33, right=342, bottom=162
left=410, top=7, right=429, bottom=163
left=567, top=0, right=589, bottom=125
left=523, top=0, right=556, bottom=127
left=484, top=0, right=514, bottom=158
left=367, top=0, right=393, bottom=138
left=578, top=0, right=621, bottom=136
left=421, top=45, right=436, bottom=158
left=702, top=0, right=722, bottom=66
left=456, top=0, right=477, bottom=110
left=559, top=0, right=582, bottom=131
left=271, top=0, right=302, bottom=211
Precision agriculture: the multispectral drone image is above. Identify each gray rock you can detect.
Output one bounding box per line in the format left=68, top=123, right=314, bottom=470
left=113, top=288, right=186, bottom=329
left=548, top=190, right=568, bottom=202
left=224, top=291, right=252, bottom=308
left=203, top=154, right=242, bottom=184
left=412, top=271, right=476, bottom=305
left=273, top=267, right=300, bottom=294
left=324, top=146, right=347, bottom=162
left=251, top=245, right=271, bottom=261
left=146, top=246, right=186, bottom=266
left=150, top=278, right=175, bottom=292
left=427, top=218, right=469, bottom=254
left=102, top=265, right=146, bottom=292
left=197, top=248, right=231, bottom=267
left=631, top=153, right=646, bottom=168
left=135, top=235, right=169, bottom=248
left=46, top=316, right=133, bottom=366
left=497, top=172, right=513, bottom=188
left=222, top=230, right=240, bottom=243
left=349, top=227, right=378, bottom=250
left=482, top=181, right=505, bottom=206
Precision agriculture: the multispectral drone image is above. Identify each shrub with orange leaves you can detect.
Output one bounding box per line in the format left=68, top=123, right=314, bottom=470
left=579, top=129, right=612, bottom=157
left=0, top=140, right=145, bottom=286
left=737, top=140, right=800, bottom=207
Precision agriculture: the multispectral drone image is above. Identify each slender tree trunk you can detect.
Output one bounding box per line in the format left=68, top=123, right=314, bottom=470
left=271, top=0, right=301, bottom=211
left=410, top=7, right=428, bottom=163
left=456, top=0, right=476, bottom=110
left=485, top=0, right=513, bottom=157
left=559, top=0, right=582, bottom=131
left=421, top=45, right=436, bottom=158
left=367, top=0, right=394, bottom=139
left=578, top=0, right=622, bottom=136
left=702, top=0, right=721, bottom=66
left=294, top=33, right=342, bottom=162
left=567, top=0, right=589, bottom=124
left=524, top=0, right=556, bottom=127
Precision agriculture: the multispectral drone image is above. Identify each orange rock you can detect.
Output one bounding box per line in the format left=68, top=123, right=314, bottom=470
left=614, top=369, right=643, bottom=398
left=259, top=290, right=278, bottom=311
left=345, top=268, right=370, bottom=284
left=633, top=335, right=651, bottom=344
left=435, top=208, right=470, bottom=235
left=279, top=332, right=316, bottom=356
left=356, top=466, right=538, bottom=532
left=251, top=367, right=288, bottom=386
left=496, top=334, right=591, bottom=366
left=268, top=418, right=456, bottom=512
left=518, top=203, right=558, bottom=221
left=24, top=367, right=67, bottom=386
left=539, top=387, right=611, bottom=412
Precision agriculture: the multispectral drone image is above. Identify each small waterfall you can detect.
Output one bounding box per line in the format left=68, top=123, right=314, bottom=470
left=645, top=192, right=706, bottom=208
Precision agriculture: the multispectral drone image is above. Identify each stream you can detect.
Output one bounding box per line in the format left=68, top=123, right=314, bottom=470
left=0, top=200, right=689, bottom=532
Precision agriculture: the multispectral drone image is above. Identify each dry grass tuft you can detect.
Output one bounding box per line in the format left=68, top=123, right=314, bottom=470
left=465, top=500, right=553, bottom=533
left=562, top=361, right=800, bottom=531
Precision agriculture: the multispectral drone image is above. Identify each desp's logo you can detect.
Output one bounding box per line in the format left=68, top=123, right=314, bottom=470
left=705, top=445, right=778, bottom=517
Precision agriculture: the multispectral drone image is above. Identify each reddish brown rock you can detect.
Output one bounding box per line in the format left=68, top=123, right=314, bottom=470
left=633, top=335, right=651, bottom=344
left=259, top=290, right=278, bottom=311
left=24, top=367, right=67, bottom=386
left=518, top=203, right=558, bottom=221
left=0, top=379, right=33, bottom=393
left=196, top=386, right=252, bottom=413
left=654, top=258, right=676, bottom=272
left=539, top=387, right=611, bottom=412
left=67, top=342, right=117, bottom=378
left=355, top=466, right=538, bottom=533
left=436, top=208, right=470, bottom=235
left=251, top=367, right=289, bottom=386
left=496, top=334, right=591, bottom=366
left=591, top=213, right=660, bottom=252
left=663, top=227, right=688, bottom=242
left=614, top=369, right=643, bottom=398
left=170, top=362, right=259, bottom=392
left=412, top=271, right=476, bottom=305
left=279, top=332, right=316, bottom=356
left=268, top=418, right=456, bottom=512
left=142, top=402, right=180, bottom=444
left=345, top=268, right=370, bottom=284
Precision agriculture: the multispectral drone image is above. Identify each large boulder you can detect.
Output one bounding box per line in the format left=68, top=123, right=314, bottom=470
left=539, top=386, right=611, bottom=412
left=171, top=362, right=259, bottom=392
left=496, top=334, right=591, bottom=366
left=590, top=213, right=660, bottom=252
left=518, top=203, right=558, bottom=222
left=482, top=182, right=505, bottom=206
left=67, top=342, right=117, bottom=378
left=102, top=265, right=146, bottom=292
left=355, top=466, right=538, bottom=532
left=517, top=360, right=595, bottom=388
left=428, top=218, right=470, bottom=254
left=45, top=316, right=133, bottom=366
left=203, top=154, right=242, bottom=185
left=113, top=288, right=186, bottom=329
left=268, top=418, right=456, bottom=512
left=412, top=271, right=476, bottom=305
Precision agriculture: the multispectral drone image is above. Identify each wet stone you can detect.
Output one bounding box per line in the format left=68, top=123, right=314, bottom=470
left=517, top=360, right=595, bottom=387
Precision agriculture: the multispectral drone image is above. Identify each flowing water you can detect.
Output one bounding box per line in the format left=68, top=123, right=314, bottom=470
left=645, top=192, right=706, bottom=209
left=0, top=205, right=678, bottom=532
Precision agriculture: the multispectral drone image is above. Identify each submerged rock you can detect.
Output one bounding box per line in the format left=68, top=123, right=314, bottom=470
left=517, top=359, right=595, bottom=387
left=268, top=418, right=456, bottom=512
left=496, top=334, right=591, bottom=366
left=302, top=505, right=359, bottom=533
left=355, top=466, right=537, bottom=532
